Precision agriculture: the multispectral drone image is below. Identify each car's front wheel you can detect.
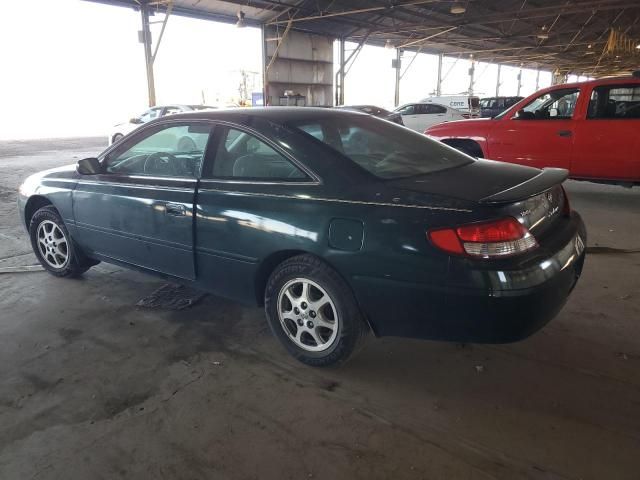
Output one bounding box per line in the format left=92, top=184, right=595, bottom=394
left=265, top=254, right=368, bottom=367
left=29, top=206, right=95, bottom=277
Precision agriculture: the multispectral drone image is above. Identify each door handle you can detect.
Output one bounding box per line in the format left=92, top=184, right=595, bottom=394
left=557, top=130, right=572, bottom=137
left=165, top=203, right=186, bottom=216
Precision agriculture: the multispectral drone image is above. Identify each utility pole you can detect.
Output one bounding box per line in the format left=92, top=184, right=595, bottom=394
left=140, top=3, right=156, bottom=107
left=436, top=53, right=443, bottom=96
left=517, top=69, right=522, bottom=96
left=337, top=37, right=346, bottom=105
left=468, top=58, right=475, bottom=95
left=394, top=49, right=401, bottom=107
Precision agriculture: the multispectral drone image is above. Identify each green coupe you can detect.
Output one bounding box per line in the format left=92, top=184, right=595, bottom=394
left=18, top=108, right=586, bottom=366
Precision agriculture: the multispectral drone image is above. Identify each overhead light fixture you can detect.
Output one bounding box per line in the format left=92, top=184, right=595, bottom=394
left=450, top=4, right=466, bottom=14
left=636, top=43, right=640, bottom=49
left=385, top=39, right=395, bottom=50
left=537, top=33, right=549, bottom=39
left=236, top=10, right=246, bottom=28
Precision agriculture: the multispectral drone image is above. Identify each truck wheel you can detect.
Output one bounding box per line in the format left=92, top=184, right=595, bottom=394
left=29, top=206, right=96, bottom=278
left=265, top=254, right=369, bottom=367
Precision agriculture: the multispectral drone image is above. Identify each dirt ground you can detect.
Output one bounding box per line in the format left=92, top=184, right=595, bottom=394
left=0, top=138, right=638, bottom=480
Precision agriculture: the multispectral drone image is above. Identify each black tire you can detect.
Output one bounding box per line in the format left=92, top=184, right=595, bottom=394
left=29, top=206, right=96, bottom=278
left=264, top=254, right=369, bottom=367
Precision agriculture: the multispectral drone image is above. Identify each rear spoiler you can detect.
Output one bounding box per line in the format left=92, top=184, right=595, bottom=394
left=480, top=168, right=569, bottom=203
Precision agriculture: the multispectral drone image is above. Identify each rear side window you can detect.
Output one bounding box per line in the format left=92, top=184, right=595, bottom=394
left=587, top=85, right=640, bottom=119
left=209, top=127, right=309, bottom=181
left=420, top=104, right=447, bottom=114
left=289, top=115, right=472, bottom=180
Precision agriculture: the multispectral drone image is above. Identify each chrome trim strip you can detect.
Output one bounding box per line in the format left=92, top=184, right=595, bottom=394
left=199, top=179, right=320, bottom=187
left=196, top=246, right=258, bottom=264
left=75, top=222, right=192, bottom=251
left=74, top=179, right=194, bottom=192
left=126, top=175, right=197, bottom=183
left=197, top=188, right=472, bottom=212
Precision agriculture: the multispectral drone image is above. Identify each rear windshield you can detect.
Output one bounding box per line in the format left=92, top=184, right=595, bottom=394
left=287, top=115, right=473, bottom=179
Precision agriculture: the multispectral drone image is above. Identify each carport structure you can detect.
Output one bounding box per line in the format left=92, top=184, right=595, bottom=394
left=90, top=0, right=640, bottom=107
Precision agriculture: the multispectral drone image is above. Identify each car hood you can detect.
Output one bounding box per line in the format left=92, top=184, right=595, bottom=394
left=385, top=159, right=566, bottom=204
left=426, top=117, right=493, bottom=135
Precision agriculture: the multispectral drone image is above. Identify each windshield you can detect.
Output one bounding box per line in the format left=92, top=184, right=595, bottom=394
left=287, top=115, right=473, bottom=180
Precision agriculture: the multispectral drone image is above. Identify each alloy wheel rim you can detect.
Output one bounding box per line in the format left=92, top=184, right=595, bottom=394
left=277, top=278, right=339, bottom=352
left=37, top=220, right=69, bottom=269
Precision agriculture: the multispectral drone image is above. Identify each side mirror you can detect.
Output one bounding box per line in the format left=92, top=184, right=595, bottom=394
left=130, top=117, right=143, bottom=124
left=76, top=157, right=102, bottom=175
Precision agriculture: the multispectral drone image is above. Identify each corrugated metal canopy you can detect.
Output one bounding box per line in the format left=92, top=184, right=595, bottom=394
left=88, top=0, right=640, bottom=76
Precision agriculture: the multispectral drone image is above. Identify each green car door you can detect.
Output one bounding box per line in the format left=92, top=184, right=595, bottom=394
left=72, top=121, right=213, bottom=280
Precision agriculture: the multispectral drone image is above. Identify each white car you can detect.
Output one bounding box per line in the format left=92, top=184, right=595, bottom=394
left=393, top=102, right=466, bottom=133
left=108, top=104, right=216, bottom=145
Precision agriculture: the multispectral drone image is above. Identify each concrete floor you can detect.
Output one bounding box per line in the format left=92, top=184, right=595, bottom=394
left=0, top=138, right=639, bottom=480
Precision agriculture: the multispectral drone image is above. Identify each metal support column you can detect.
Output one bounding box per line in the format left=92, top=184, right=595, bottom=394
left=468, top=59, right=475, bottom=96
left=261, top=24, right=269, bottom=106
left=394, top=49, right=401, bottom=107
left=535, top=68, right=540, bottom=90
left=495, top=64, right=501, bottom=96
left=436, top=53, right=443, bottom=96
left=337, top=37, right=345, bottom=105
left=517, top=69, right=523, bottom=96
left=140, top=3, right=156, bottom=107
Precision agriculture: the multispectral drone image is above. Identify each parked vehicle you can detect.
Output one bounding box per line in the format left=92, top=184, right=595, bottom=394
left=108, top=104, right=216, bottom=145
left=336, top=105, right=403, bottom=125
left=479, top=96, right=523, bottom=117
left=393, top=102, right=466, bottom=132
left=426, top=76, right=640, bottom=185
left=19, top=108, right=586, bottom=366
left=420, top=95, right=481, bottom=118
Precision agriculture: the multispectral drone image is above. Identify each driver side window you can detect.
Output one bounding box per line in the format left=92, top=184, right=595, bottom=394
left=105, top=123, right=213, bottom=178
left=515, top=89, right=579, bottom=120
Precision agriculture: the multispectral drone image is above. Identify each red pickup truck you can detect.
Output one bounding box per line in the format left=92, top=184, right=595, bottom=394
left=426, top=76, right=640, bottom=186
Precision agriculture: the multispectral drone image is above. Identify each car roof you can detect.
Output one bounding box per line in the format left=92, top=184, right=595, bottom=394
left=149, top=106, right=367, bottom=123
left=540, top=76, right=640, bottom=91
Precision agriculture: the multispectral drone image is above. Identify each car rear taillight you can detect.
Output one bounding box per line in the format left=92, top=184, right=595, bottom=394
left=428, top=217, right=538, bottom=258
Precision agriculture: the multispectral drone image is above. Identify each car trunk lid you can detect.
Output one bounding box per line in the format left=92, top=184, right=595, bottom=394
left=387, top=159, right=569, bottom=235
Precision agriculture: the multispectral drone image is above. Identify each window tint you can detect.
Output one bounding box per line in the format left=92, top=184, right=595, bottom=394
left=289, top=115, right=472, bottom=180
left=397, top=105, right=415, bottom=115
left=515, top=89, right=579, bottom=120
left=163, top=106, right=183, bottom=116
left=139, top=107, right=162, bottom=123
left=424, top=104, right=447, bottom=114
left=587, top=85, right=640, bottom=119
left=105, top=123, right=212, bottom=178
left=210, top=127, right=309, bottom=181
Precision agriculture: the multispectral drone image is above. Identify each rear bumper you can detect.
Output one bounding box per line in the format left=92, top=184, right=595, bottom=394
left=353, top=213, right=586, bottom=343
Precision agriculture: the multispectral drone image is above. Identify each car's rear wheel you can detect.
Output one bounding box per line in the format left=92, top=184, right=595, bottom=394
left=265, top=254, right=368, bottom=367
left=29, top=206, right=95, bottom=278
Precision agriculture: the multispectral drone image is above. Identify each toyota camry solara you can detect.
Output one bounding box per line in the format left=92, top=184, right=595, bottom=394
left=18, top=108, right=586, bottom=366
